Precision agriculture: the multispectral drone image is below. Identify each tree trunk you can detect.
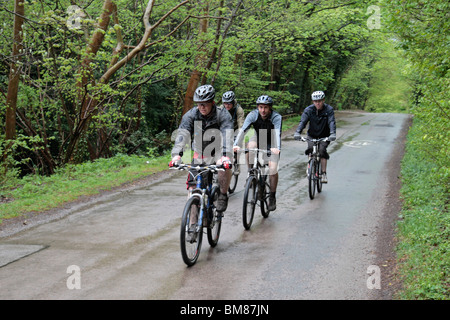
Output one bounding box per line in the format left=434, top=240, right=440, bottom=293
left=5, top=0, right=25, bottom=141
left=182, top=3, right=209, bottom=115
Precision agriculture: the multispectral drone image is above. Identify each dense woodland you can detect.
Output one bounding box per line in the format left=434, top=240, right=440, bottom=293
left=0, top=0, right=448, bottom=184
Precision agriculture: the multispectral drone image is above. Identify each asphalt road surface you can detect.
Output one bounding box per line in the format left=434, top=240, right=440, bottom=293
left=0, top=111, right=410, bottom=300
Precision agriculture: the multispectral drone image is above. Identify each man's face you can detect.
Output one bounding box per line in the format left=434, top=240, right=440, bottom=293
left=223, top=102, right=233, bottom=111
left=197, top=101, right=213, bottom=116
left=313, top=99, right=324, bottom=110
left=257, top=104, right=271, bottom=119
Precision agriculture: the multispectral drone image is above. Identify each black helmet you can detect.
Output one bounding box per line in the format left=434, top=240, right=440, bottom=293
left=256, top=95, right=273, bottom=106
left=193, top=85, right=215, bottom=102
left=222, top=91, right=235, bottom=103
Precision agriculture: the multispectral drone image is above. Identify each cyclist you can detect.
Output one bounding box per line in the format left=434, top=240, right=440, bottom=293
left=294, top=90, right=336, bottom=183
left=233, top=95, right=282, bottom=211
left=219, top=91, right=245, bottom=132
left=169, top=84, right=233, bottom=213
left=219, top=90, right=245, bottom=175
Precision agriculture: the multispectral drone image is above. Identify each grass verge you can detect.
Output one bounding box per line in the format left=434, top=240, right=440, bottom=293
left=0, top=152, right=171, bottom=223
left=395, top=120, right=449, bottom=299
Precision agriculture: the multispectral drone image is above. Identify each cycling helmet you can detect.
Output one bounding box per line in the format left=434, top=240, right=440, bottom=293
left=311, top=91, right=325, bottom=101
left=193, top=84, right=215, bottom=102
left=256, top=95, right=273, bottom=106
left=222, top=91, right=235, bottom=103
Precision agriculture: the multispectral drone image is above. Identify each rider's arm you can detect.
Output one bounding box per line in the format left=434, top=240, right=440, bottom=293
left=327, top=106, right=337, bottom=136
left=234, top=109, right=258, bottom=148
left=236, top=105, right=245, bottom=131
left=218, top=107, right=234, bottom=158
left=171, top=109, right=195, bottom=158
left=295, top=107, right=311, bottom=134
left=272, top=112, right=283, bottom=151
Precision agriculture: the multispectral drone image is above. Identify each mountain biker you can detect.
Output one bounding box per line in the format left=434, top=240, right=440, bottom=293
left=169, top=84, right=233, bottom=212
left=294, top=91, right=336, bottom=183
left=219, top=91, right=245, bottom=132
left=219, top=90, right=245, bottom=175
left=233, top=95, right=282, bottom=211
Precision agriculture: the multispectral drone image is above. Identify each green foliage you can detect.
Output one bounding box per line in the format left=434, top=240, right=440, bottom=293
left=397, top=120, right=449, bottom=299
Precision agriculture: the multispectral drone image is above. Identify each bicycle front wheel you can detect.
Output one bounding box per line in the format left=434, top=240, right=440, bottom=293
left=180, top=196, right=203, bottom=266
left=260, top=175, right=270, bottom=218
left=317, top=160, right=322, bottom=193
left=308, top=159, right=316, bottom=199
left=207, top=186, right=222, bottom=247
left=242, top=175, right=257, bottom=230
left=228, top=163, right=239, bottom=193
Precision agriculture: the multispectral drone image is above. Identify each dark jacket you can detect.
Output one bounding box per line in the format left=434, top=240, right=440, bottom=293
left=295, top=104, right=336, bottom=138
left=171, top=105, right=234, bottom=159
left=234, top=109, right=283, bottom=150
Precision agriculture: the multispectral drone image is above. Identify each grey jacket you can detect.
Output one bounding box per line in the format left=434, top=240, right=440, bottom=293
left=171, top=105, right=234, bottom=159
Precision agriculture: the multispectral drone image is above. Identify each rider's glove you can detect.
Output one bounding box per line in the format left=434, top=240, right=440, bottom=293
left=169, top=155, right=181, bottom=167
left=294, top=132, right=302, bottom=141
left=329, top=134, right=336, bottom=141
left=221, top=156, right=232, bottom=169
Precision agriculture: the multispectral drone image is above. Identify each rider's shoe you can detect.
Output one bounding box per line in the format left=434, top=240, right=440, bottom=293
left=321, top=173, right=328, bottom=183
left=268, top=194, right=276, bottom=211
left=216, top=192, right=228, bottom=212
left=186, top=225, right=197, bottom=243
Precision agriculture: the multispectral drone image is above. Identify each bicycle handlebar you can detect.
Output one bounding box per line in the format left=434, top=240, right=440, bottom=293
left=300, top=136, right=330, bottom=142
left=170, top=163, right=228, bottom=172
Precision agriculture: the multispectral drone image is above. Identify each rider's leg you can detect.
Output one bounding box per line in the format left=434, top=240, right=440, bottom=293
left=247, top=140, right=257, bottom=170
left=268, top=160, right=278, bottom=211
left=319, top=141, right=330, bottom=183
left=216, top=157, right=231, bottom=212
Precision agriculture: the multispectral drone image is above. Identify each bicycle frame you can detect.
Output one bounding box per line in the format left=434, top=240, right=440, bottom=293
left=176, top=164, right=220, bottom=231
left=300, top=136, right=329, bottom=199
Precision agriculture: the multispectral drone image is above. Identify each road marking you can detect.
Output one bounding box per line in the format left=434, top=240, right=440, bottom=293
left=343, top=140, right=376, bottom=148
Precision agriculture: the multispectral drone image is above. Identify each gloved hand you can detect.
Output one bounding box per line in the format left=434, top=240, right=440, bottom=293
left=169, top=155, right=181, bottom=167
left=329, top=133, right=336, bottom=141
left=221, top=156, right=232, bottom=169
left=294, top=132, right=302, bottom=141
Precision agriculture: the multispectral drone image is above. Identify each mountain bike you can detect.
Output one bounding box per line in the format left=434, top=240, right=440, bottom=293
left=301, top=137, right=329, bottom=200
left=242, top=148, right=272, bottom=230
left=172, top=163, right=227, bottom=266
left=228, top=151, right=240, bottom=193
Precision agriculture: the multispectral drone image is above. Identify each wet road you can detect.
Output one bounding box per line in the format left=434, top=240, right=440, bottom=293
left=0, top=111, right=410, bottom=300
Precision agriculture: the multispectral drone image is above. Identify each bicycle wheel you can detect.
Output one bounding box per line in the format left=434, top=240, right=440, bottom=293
left=316, top=160, right=322, bottom=193
left=242, top=175, right=257, bottom=230
left=180, top=196, right=203, bottom=266
left=207, top=186, right=222, bottom=247
left=308, top=159, right=316, bottom=199
left=228, top=163, right=239, bottom=193
left=260, top=175, right=270, bottom=218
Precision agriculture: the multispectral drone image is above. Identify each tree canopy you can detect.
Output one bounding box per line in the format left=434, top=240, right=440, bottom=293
left=1, top=0, right=445, bottom=181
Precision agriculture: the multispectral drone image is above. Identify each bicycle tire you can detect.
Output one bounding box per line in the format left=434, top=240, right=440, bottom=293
left=228, top=164, right=239, bottom=193
left=260, top=175, right=270, bottom=218
left=308, top=159, right=316, bottom=199
left=242, top=175, right=257, bottom=230
left=207, top=186, right=222, bottom=247
left=180, top=196, right=203, bottom=266
left=317, top=160, right=322, bottom=193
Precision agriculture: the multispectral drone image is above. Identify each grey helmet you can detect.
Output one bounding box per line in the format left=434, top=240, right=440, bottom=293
left=256, top=95, right=273, bottom=106
left=222, top=91, right=235, bottom=103
left=311, top=91, right=325, bottom=101
left=193, top=84, right=215, bottom=102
